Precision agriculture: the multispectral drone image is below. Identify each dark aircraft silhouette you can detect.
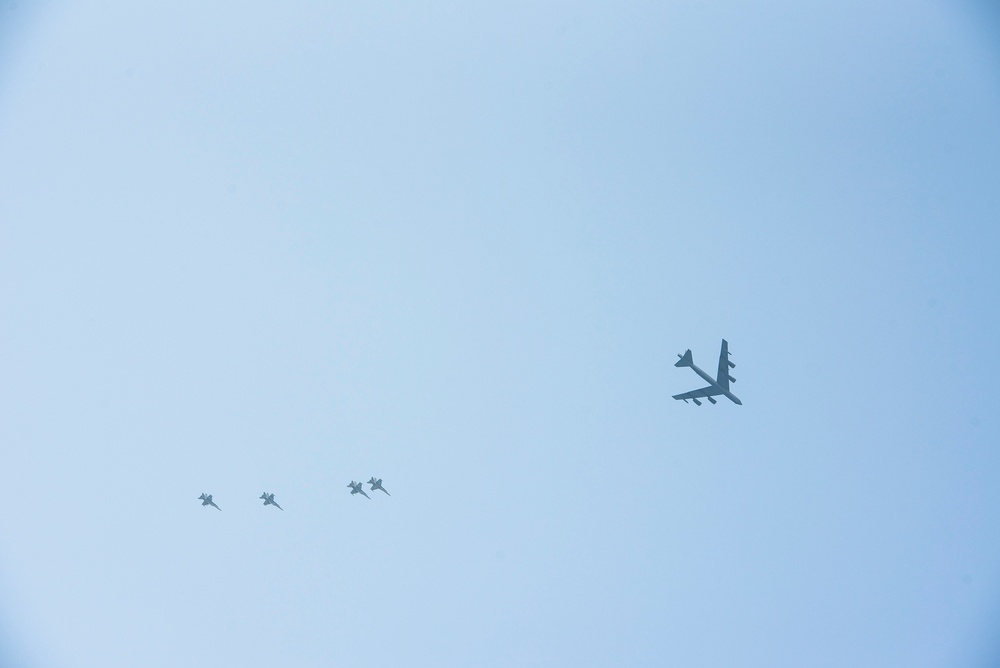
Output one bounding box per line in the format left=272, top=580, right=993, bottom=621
left=259, top=492, right=283, bottom=510
left=198, top=493, right=221, bottom=510
left=367, top=477, right=390, bottom=496
left=348, top=481, right=370, bottom=499
left=672, top=339, right=742, bottom=406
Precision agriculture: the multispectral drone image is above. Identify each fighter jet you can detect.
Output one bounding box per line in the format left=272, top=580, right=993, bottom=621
left=348, top=481, right=370, bottom=499
left=198, top=493, right=221, bottom=510
left=672, top=339, right=743, bottom=406
left=367, top=477, right=390, bottom=496
left=259, top=492, right=283, bottom=510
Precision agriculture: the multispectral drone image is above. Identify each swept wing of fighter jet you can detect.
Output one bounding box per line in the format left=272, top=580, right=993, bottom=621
left=367, top=477, right=390, bottom=496
left=198, top=493, right=221, bottom=510
left=672, top=339, right=742, bottom=406
left=259, top=492, right=283, bottom=510
left=348, top=481, right=370, bottom=499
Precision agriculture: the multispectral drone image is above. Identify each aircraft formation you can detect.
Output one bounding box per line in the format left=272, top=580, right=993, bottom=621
left=197, top=478, right=390, bottom=511
left=196, top=340, right=736, bottom=512
left=349, top=478, right=390, bottom=499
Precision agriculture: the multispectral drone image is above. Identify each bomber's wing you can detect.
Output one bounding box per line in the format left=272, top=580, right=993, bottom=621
left=672, top=386, right=723, bottom=405
left=716, top=340, right=734, bottom=391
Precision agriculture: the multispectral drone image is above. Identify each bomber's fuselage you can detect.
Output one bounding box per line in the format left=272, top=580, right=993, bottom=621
left=688, top=361, right=743, bottom=406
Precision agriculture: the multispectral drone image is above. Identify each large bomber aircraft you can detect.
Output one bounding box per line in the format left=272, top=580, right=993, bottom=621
left=672, top=339, right=742, bottom=406
left=260, top=492, right=283, bottom=510
left=198, top=493, right=221, bottom=510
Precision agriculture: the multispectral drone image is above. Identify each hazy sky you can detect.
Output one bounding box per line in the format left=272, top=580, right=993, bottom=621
left=1, top=2, right=999, bottom=667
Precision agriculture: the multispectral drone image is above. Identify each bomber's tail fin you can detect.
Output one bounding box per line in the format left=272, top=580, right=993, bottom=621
left=675, top=350, right=693, bottom=368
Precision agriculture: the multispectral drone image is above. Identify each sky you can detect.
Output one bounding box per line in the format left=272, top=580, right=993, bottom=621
left=0, top=1, right=999, bottom=666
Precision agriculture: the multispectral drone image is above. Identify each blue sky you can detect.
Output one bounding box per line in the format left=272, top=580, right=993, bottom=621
left=1, top=1, right=999, bottom=666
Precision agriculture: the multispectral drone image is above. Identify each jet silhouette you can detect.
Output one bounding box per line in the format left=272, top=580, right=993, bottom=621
left=259, top=492, right=283, bottom=510
left=367, top=477, right=390, bottom=496
left=348, top=481, right=370, bottom=499
left=198, top=493, right=221, bottom=511
left=672, top=339, right=742, bottom=406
